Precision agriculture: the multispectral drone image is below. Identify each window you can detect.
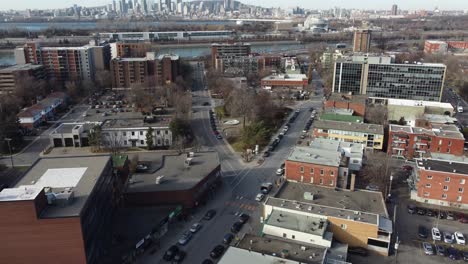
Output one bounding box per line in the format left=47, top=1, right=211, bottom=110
left=319, top=178, right=323, bottom=184
left=457, top=196, right=462, bottom=202
left=292, top=235, right=295, bottom=239
left=459, top=188, right=464, bottom=193
left=340, top=224, right=347, bottom=230
left=300, top=166, right=304, bottom=173
left=427, top=175, right=433, bottom=179
left=320, top=169, right=324, bottom=176
left=283, top=233, right=287, bottom=238
left=165, top=130, right=169, bottom=134
left=447, top=148, right=451, bottom=153
left=461, top=179, right=466, bottom=184
left=445, top=177, right=450, bottom=182
left=140, top=140, right=144, bottom=144
left=442, top=194, right=447, bottom=199
left=443, top=186, right=448, bottom=191
left=448, top=141, right=452, bottom=146
left=425, top=183, right=431, bottom=188
left=330, top=171, right=335, bottom=177
left=123, top=140, right=127, bottom=145
left=157, top=130, right=161, bottom=135
left=139, top=131, right=143, bottom=135
left=310, top=168, right=314, bottom=174
left=123, top=132, right=126, bottom=136
left=439, top=140, right=442, bottom=145
left=131, top=131, right=135, bottom=136
left=424, top=192, right=430, bottom=197
left=330, top=180, right=334, bottom=186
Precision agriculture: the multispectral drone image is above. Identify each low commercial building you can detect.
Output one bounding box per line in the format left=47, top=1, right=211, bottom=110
left=324, top=93, right=367, bottom=117
left=264, top=181, right=392, bottom=255
left=285, top=139, right=364, bottom=189
left=312, top=120, right=384, bottom=150
left=383, top=98, right=454, bottom=126
left=424, top=40, right=468, bottom=54
left=261, top=74, right=309, bottom=90
left=17, top=92, right=68, bottom=128
left=0, top=155, right=118, bottom=264
left=413, top=158, right=468, bottom=209
left=388, top=124, right=464, bottom=160
left=0, top=64, right=46, bottom=94
left=125, top=152, right=221, bottom=208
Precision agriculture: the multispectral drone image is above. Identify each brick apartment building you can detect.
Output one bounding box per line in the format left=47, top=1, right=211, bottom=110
left=0, top=155, right=121, bottom=264
left=414, top=158, right=468, bottom=209
left=353, top=29, right=372, bottom=53
left=110, top=41, right=151, bottom=58
left=324, top=93, right=367, bottom=117
left=0, top=64, right=46, bottom=94
left=388, top=124, right=464, bottom=160
left=261, top=74, right=309, bottom=90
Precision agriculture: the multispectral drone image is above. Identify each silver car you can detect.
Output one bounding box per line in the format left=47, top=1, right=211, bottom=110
left=178, top=231, right=193, bottom=246
left=423, top=242, right=434, bottom=255
left=444, top=232, right=454, bottom=244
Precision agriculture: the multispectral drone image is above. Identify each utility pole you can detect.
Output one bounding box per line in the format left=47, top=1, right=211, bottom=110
left=4, top=138, right=14, bottom=168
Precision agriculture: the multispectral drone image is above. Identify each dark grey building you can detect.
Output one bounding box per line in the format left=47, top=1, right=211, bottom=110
left=333, top=58, right=446, bottom=101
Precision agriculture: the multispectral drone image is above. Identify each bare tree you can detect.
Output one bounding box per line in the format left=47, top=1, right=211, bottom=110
left=358, top=152, right=390, bottom=193
left=102, top=131, right=124, bottom=154
left=226, top=88, right=255, bottom=129
left=365, top=104, right=388, bottom=125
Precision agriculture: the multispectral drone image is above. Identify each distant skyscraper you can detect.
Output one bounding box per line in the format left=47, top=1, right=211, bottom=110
left=112, top=0, right=117, bottom=12
left=176, top=0, right=183, bottom=14
left=165, top=0, right=172, bottom=12
left=391, top=4, right=398, bottom=16
left=353, top=29, right=372, bottom=53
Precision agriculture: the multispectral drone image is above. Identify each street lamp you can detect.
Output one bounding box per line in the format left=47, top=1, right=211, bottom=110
left=4, top=138, right=14, bottom=168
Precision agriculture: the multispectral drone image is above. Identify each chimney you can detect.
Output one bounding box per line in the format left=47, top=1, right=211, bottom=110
left=350, top=174, right=356, bottom=191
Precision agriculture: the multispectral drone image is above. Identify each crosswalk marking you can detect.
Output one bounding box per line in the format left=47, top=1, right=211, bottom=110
left=224, top=201, right=258, bottom=212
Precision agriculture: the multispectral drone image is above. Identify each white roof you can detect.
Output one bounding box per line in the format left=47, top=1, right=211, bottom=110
left=219, top=247, right=302, bottom=264
left=263, top=74, right=307, bottom=81
left=387, top=98, right=453, bottom=108
left=0, top=168, right=87, bottom=202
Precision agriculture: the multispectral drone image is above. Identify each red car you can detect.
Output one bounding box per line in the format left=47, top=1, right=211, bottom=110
left=459, top=214, right=468, bottom=223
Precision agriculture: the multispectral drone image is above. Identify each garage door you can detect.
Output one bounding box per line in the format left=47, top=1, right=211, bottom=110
left=53, top=138, right=63, bottom=147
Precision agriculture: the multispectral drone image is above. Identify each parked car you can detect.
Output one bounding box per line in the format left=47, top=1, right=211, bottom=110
left=436, top=244, right=445, bottom=256
left=178, top=231, right=193, bottom=246
left=365, top=184, right=380, bottom=191
left=189, top=223, right=202, bottom=233
left=239, top=213, right=250, bottom=224
left=136, top=164, right=149, bottom=172
left=231, top=221, right=243, bottom=233
left=407, top=204, right=416, bottom=214
left=348, top=247, right=368, bottom=256
left=255, top=193, right=265, bottom=202
left=447, top=212, right=456, bottom=220
left=438, top=211, right=447, bottom=219
left=263, top=151, right=270, bottom=158
left=276, top=168, right=284, bottom=175
left=448, top=247, right=459, bottom=260
left=417, top=208, right=427, bottom=215
left=459, top=214, right=468, bottom=223
left=210, top=245, right=225, bottom=259
left=426, top=209, right=435, bottom=217
left=163, top=245, right=179, bottom=261
left=432, top=227, right=442, bottom=241
left=173, top=250, right=186, bottom=263
left=216, top=134, right=223, bottom=140
left=418, top=225, right=428, bottom=239
left=455, top=232, right=466, bottom=245
left=444, top=232, right=454, bottom=244
left=462, top=251, right=468, bottom=261
left=423, top=242, right=434, bottom=255
left=223, top=233, right=234, bottom=244
left=202, top=259, right=214, bottom=264
left=203, top=209, right=216, bottom=220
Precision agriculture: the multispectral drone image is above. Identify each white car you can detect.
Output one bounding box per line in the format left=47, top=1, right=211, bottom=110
left=255, top=193, right=265, bottom=202
left=276, top=168, right=284, bottom=175
left=444, top=232, right=454, bottom=244
left=432, top=227, right=441, bottom=241
left=189, top=222, right=202, bottom=233
left=454, top=231, right=465, bottom=245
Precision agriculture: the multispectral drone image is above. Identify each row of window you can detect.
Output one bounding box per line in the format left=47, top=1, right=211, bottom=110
left=424, top=183, right=464, bottom=193
left=423, top=192, right=464, bottom=202
left=299, top=167, right=335, bottom=177
left=113, top=130, right=170, bottom=137
left=426, top=175, right=465, bottom=184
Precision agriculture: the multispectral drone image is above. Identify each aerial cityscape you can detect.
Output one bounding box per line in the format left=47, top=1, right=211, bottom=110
left=1, top=1, right=468, bottom=264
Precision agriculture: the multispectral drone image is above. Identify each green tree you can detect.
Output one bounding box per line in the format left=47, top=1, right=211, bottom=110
left=88, top=125, right=102, bottom=152
left=146, top=127, right=154, bottom=150
left=169, top=118, right=191, bottom=140
left=240, top=121, right=271, bottom=150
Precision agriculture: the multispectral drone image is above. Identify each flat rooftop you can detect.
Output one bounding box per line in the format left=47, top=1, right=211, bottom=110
left=236, top=234, right=326, bottom=264
left=0, top=64, right=43, bottom=72
left=417, top=158, right=468, bottom=175
left=387, top=98, right=453, bottom=108
left=287, top=146, right=343, bottom=167
left=320, top=113, right=363, bottom=123
left=262, top=74, right=308, bottom=81
left=268, top=181, right=388, bottom=225
left=0, top=156, right=111, bottom=218
left=101, top=117, right=171, bottom=129
left=219, top=246, right=302, bottom=264
left=50, top=122, right=97, bottom=135
left=126, top=152, right=219, bottom=193
left=423, top=114, right=457, bottom=124
left=390, top=124, right=464, bottom=139
left=314, top=120, right=384, bottom=135
left=310, top=138, right=364, bottom=156
left=266, top=209, right=328, bottom=237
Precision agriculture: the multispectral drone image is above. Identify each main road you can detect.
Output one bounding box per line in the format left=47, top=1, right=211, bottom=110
left=139, top=65, right=325, bottom=263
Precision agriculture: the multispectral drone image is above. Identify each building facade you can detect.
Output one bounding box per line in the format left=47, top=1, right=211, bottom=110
left=388, top=124, right=464, bottom=160
left=333, top=60, right=446, bottom=101
left=110, top=41, right=151, bottom=58
left=110, top=53, right=158, bottom=88
left=261, top=74, right=309, bottom=90
left=424, top=40, right=468, bottom=54
left=211, top=43, right=251, bottom=66
left=413, top=158, right=468, bottom=209
left=324, top=93, right=367, bottom=117
left=353, top=29, right=371, bottom=53
left=0, top=64, right=46, bottom=94
left=312, top=120, right=384, bottom=150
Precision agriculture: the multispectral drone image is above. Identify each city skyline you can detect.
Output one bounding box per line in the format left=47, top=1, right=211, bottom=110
left=1, top=0, right=468, bottom=11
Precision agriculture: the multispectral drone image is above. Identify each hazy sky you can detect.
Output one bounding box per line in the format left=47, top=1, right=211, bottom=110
left=1, top=0, right=468, bottom=11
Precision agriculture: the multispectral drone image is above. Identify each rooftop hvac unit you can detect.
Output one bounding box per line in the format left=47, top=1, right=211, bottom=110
left=304, top=192, right=314, bottom=201
left=54, top=189, right=74, bottom=207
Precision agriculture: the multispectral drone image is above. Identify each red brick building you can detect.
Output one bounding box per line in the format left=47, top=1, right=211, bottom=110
left=388, top=124, right=464, bottom=160
left=284, top=146, right=351, bottom=188
left=424, top=40, right=468, bottom=54
left=414, top=158, right=468, bottom=209
left=261, top=74, right=309, bottom=90
left=325, top=93, right=367, bottom=117
left=112, top=42, right=151, bottom=58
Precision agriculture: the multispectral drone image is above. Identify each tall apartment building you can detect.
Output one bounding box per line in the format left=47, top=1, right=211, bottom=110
left=15, top=42, right=111, bottom=82
left=0, top=155, right=120, bottom=264
left=312, top=120, right=384, bottom=150
left=211, top=43, right=251, bottom=66
left=388, top=124, right=464, bottom=160
left=110, top=41, right=152, bottom=58
left=353, top=29, right=372, bottom=53
left=333, top=56, right=446, bottom=101
left=0, top=64, right=46, bottom=94
left=110, top=52, right=180, bottom=87
left=414, top=158, right=468, bottom=209
left=391, top=4, right=398, bottom=16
